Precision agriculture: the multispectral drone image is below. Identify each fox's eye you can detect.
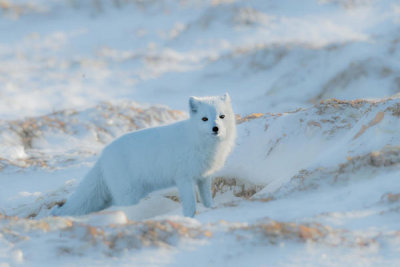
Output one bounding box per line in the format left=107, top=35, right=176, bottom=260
left=202, top=117, right=208, bottom=121
left=219, top=115, right=225, bottom=119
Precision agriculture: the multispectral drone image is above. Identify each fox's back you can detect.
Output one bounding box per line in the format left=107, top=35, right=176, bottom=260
left=100, top=120, right=193, bottom=181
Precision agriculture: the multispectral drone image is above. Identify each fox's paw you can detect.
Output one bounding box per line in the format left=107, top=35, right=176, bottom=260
left=202, top=199, right=214, bottom=209
left=49, top=205, right=61, bottom=216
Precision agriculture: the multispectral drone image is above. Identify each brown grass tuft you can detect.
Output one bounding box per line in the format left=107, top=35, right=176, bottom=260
left=236, top=113, right=266, bottom=124
left=381, top=193, right=400, bottom=203
left=212, top=177, right=264, bottom=199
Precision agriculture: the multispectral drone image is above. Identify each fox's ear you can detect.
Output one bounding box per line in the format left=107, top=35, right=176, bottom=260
left=189, top=96, right=199, bottom=113
left=221, top=93, right=231, bottom=103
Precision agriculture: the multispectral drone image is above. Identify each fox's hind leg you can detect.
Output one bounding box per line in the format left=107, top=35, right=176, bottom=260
left=112, top=190, right=142, bottom=206
left=101, top=163, right=142, bottom=206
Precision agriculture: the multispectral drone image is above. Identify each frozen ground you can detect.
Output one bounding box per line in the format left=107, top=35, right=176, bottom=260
left=0, top=0, right=400, bottom=266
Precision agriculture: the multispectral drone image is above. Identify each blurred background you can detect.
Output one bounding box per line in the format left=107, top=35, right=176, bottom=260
left=1, top=0, right=399, bottom=119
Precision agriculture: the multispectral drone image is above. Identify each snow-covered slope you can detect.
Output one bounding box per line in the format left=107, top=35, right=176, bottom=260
left=0, top=97, right=399, bottom=266
left=1, top=0, right=400, bottom=266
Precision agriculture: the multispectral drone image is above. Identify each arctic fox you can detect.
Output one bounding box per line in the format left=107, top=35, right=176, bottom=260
left=51, top=94, right=236, bottom=217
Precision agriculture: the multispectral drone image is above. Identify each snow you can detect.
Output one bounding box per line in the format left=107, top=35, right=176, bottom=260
left=1, top=0, right=400, bottom=266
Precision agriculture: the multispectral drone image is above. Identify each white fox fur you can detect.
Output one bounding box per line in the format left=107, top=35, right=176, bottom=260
left=51, top=94, right=236, bottom=217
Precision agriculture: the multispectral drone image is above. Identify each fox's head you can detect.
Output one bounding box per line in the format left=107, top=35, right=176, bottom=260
left=188, top=93, right=236, bottom=142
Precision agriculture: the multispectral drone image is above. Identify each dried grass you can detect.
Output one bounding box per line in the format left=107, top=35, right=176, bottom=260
left=353, top=112, right=384, bottom=139
left=381, top=193, right=400, bottom=203
left=232, top=218, right=378, bottom=248
left=212, top=177, right=264, bottom=199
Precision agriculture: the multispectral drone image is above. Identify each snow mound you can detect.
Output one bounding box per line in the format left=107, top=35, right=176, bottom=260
left=0, top=213, right=210, bottom=265
left=0, top=101, right=186, bottom=171
left=222, top=96, right=400, bottom=194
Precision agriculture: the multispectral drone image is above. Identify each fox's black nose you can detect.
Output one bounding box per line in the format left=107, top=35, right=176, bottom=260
left=212, top=126, right=219, bottom=133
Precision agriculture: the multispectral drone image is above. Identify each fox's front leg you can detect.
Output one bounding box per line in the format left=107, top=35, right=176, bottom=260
left=197, top=178, right=213, bottom=208
left=176, top=178, right=196, bottom=217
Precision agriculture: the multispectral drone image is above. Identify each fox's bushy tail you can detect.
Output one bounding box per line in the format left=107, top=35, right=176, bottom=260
left=51, top=162, right=111, bottom=216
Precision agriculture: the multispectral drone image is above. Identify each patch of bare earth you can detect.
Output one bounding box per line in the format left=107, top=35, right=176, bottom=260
left=212, top=177, right=264, bottom=199
left=57, top=220, right=209, bottom=256
left=165, top=177, right=265, bottom=207
left=381, top=193, right=400, bottom=203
